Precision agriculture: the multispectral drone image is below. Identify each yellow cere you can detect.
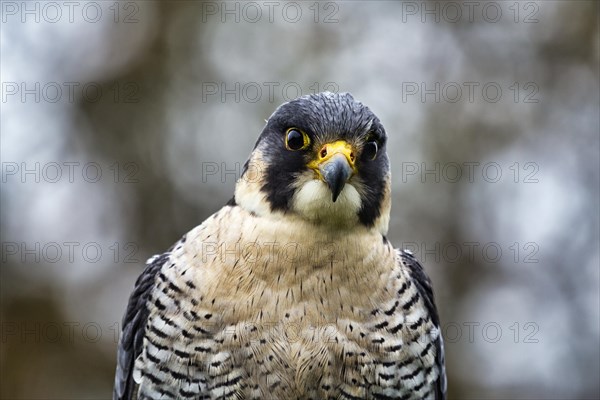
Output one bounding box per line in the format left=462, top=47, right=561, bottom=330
left=308, top=140, right=357, bottom=177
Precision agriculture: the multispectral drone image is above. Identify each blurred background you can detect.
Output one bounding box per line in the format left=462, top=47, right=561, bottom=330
left=1, top=1, right=599, bottom=399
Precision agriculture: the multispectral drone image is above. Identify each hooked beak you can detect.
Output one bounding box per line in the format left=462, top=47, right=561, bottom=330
left=308, top=140, right=356, bottom=202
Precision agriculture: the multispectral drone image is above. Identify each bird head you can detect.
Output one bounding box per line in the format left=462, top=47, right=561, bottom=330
left=234, top=92, right=391, bottom=234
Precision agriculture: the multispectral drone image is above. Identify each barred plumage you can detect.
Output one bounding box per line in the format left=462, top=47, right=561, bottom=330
left=114, top=93, right=446, bottom=400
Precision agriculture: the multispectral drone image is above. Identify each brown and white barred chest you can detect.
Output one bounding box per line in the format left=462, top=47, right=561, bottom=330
left=134, top=207, right=441, bottom=400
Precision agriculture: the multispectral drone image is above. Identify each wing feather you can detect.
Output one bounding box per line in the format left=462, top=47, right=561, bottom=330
left=400, top=250, right=447, bottom=400
left=113, top=253, right=169, bottom=400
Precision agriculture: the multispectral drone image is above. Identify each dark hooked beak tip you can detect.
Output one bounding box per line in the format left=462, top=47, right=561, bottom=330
left=319, top=154, right=353, bottom=202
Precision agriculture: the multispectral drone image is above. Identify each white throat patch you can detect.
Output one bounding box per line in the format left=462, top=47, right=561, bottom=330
left=291, top=179, right=361, bottom=227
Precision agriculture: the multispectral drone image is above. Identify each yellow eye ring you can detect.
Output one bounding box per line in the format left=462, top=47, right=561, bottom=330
left=285, top=128, right=310, bottom=151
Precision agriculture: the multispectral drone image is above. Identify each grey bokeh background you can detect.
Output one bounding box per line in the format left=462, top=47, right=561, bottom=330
left=1, top=1, right=599, bottom=399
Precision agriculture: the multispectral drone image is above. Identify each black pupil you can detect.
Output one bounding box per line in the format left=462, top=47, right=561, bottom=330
left=287, top=130, right=304, bottom=150
left=364, top=141, right=378, bottom=160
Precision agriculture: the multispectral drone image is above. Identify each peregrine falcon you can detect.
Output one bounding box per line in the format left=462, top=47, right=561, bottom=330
left=113, top=92, right=446, bottom=400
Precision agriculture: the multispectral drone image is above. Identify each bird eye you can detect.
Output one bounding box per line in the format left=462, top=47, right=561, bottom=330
left=363, top=140, right=378, bottom=161
left=285, top=128, right=310, bottom=151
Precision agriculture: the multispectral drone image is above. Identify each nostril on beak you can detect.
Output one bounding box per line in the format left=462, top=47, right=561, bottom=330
left=350, top=152, right=355, bottom=163
left=320, top=147, right=328, bottom=159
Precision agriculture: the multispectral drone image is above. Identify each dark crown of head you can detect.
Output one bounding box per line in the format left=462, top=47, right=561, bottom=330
left=259, top=92, right=387, bottom=145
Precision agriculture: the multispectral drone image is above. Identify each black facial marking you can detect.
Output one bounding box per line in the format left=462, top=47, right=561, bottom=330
left=245, top=92, right=390, bottom=227
left=362, top=141, right=378, bottom=161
